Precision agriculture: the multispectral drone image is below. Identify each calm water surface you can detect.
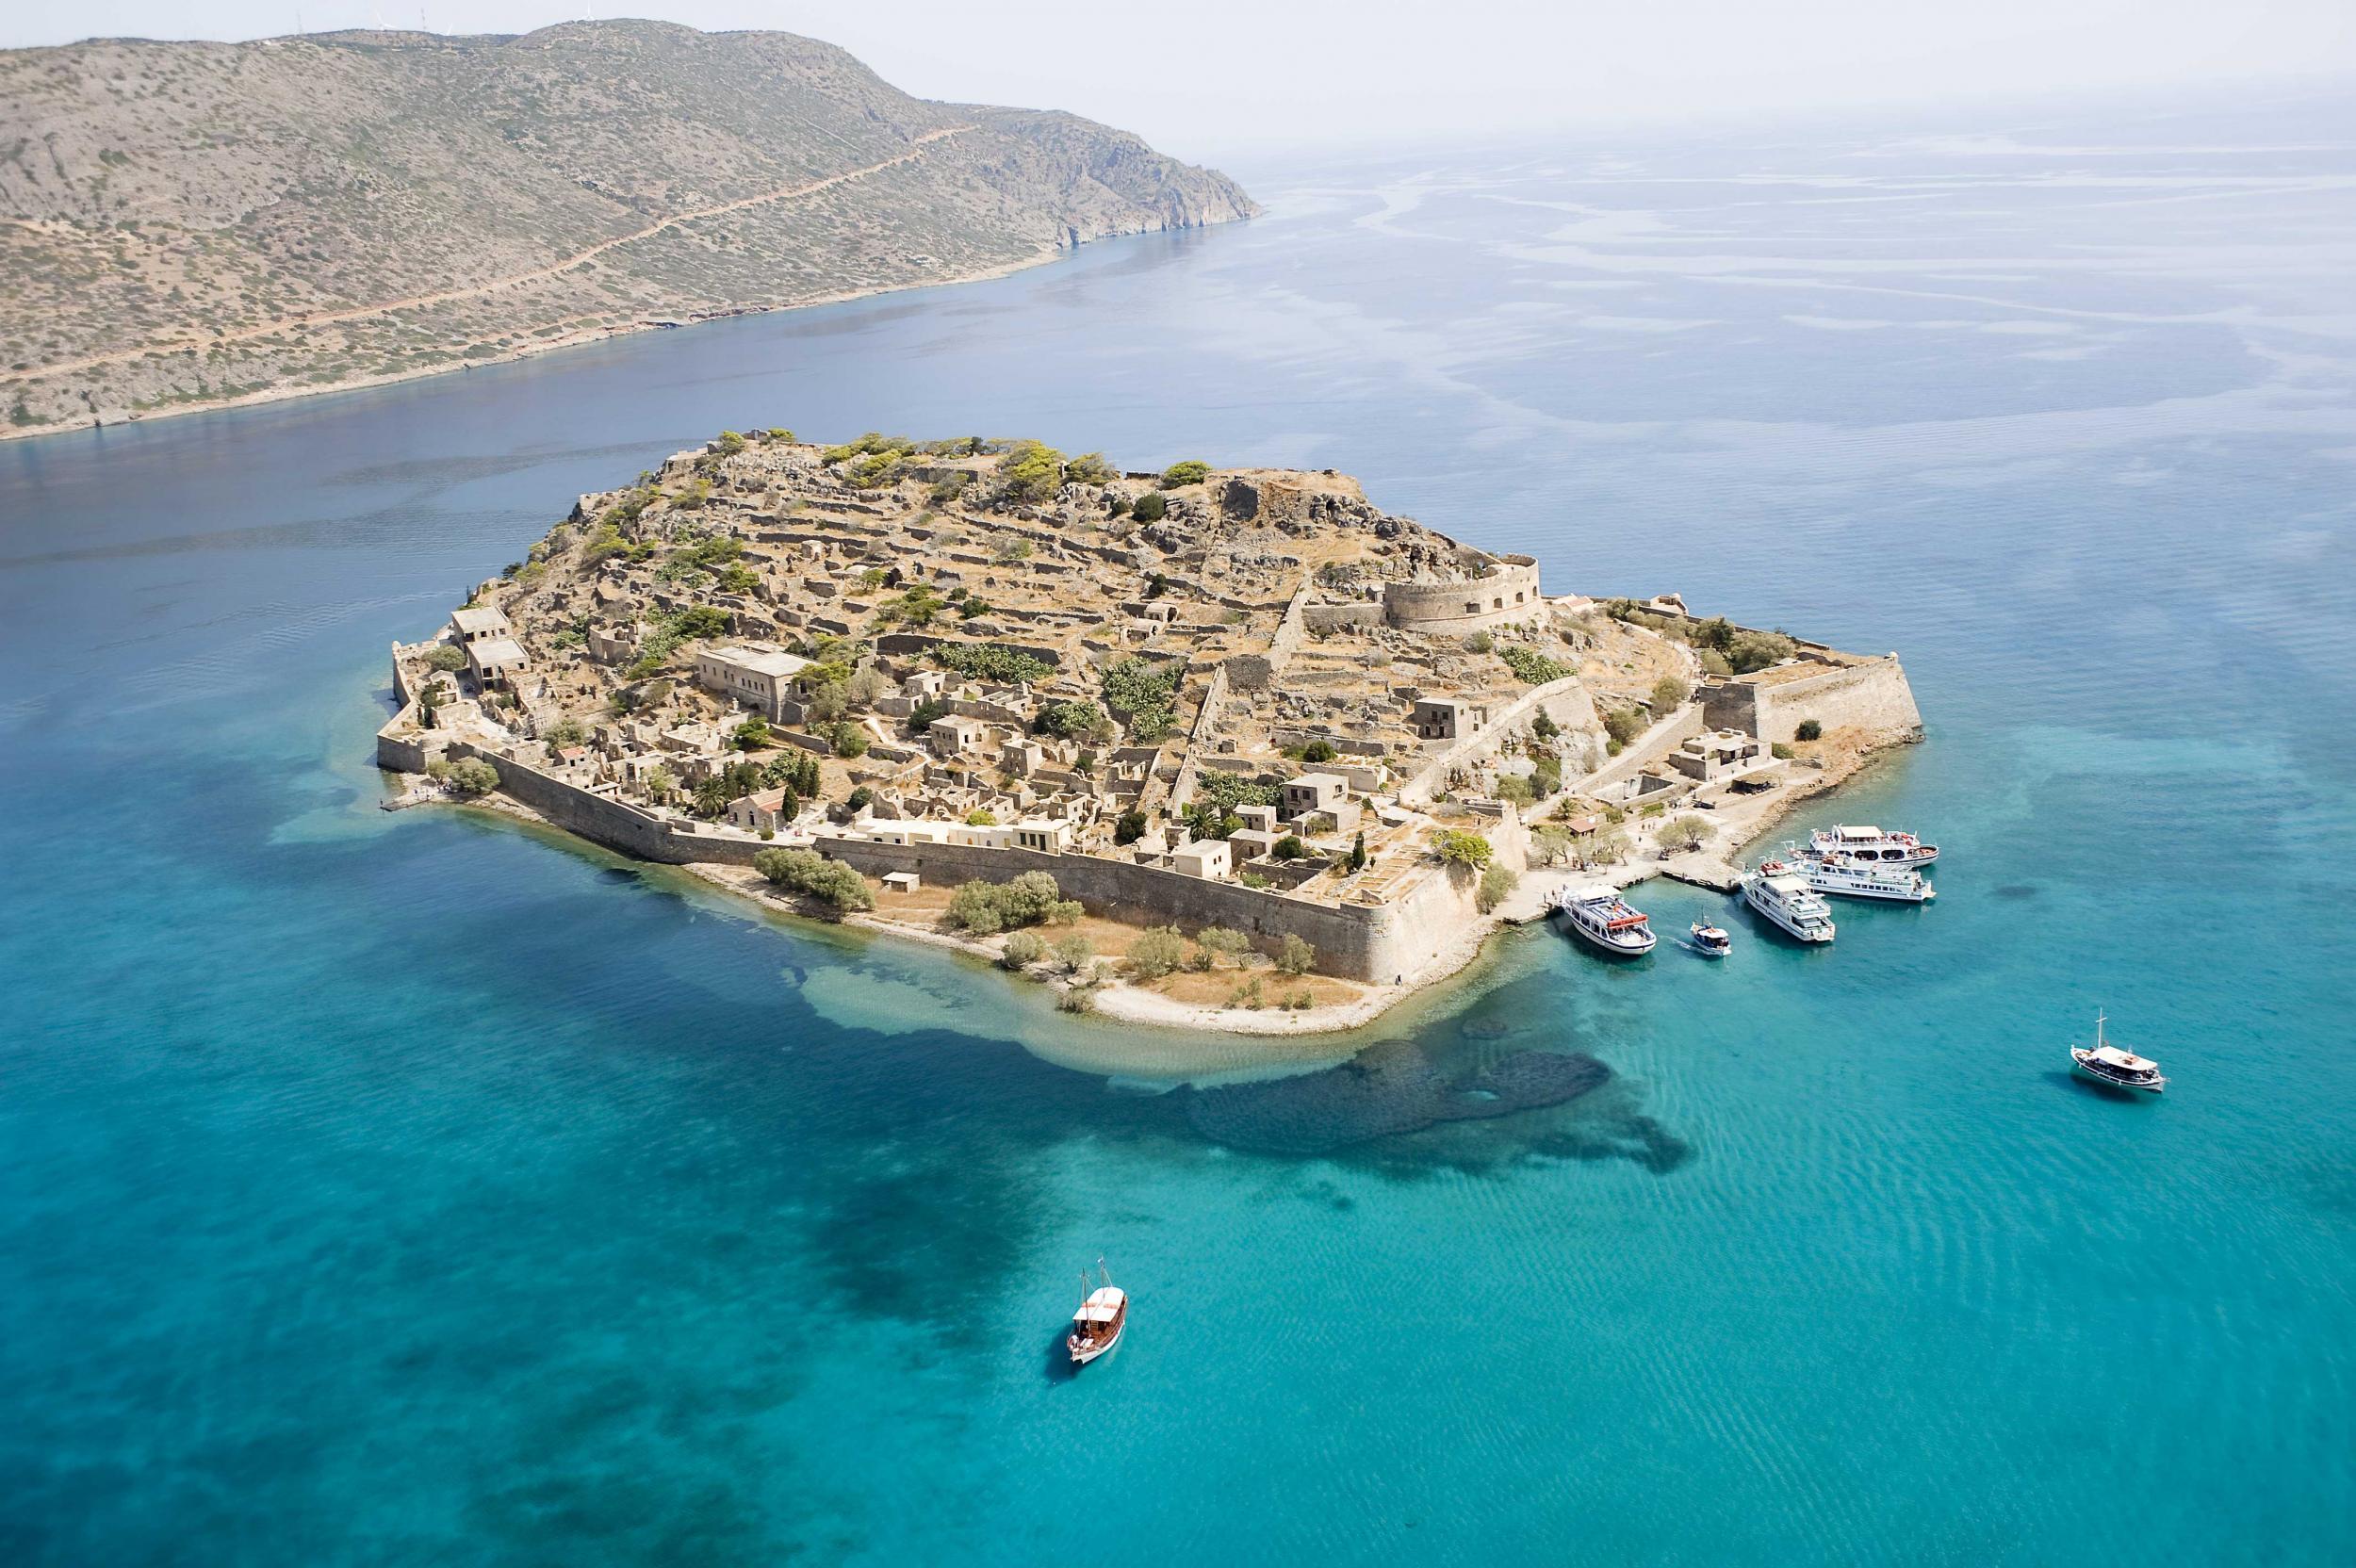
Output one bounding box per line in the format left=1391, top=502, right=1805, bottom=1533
left=4, top=95, right=2354, bottom=1564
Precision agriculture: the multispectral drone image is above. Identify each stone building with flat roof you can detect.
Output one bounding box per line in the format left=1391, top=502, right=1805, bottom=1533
left=695, top=643, right=813, bottom=722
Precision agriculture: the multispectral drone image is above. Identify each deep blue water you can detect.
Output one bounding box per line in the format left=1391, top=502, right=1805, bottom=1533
left=5, top=95, right=2354, bottom=1564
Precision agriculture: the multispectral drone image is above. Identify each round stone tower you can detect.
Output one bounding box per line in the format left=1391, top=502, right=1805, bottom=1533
left=1382, top=553, right=1542, bottom=633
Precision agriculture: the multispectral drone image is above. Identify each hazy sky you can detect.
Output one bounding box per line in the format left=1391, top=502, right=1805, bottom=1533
left=9, top=1, right=2355, bottom=156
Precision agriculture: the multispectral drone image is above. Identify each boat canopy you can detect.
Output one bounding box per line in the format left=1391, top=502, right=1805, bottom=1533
left=1764, top=874, right=1810, bottom=895
left=1835, top=825, right=1881, bottom=839
left=1076, top=1304, right=1120, bottom=1323
left=2090, top=1046, right=2153, bottom=1070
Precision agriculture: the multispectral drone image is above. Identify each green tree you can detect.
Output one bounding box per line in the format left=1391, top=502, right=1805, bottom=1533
left=1795, top=718, right=1823, bottom=742
left=1349, top=830, right=1367, bottom=872
left=1273, top=834, right=1305, bottom=860
left=1002, top=931, right=1046, bottom=971
left=1432, top=829, right=1494, bottom=870
left=1651, top=675, right=1691, bottom=711
left=643, top=764, right=677, bottom=805
left=945, top=871, right=1066, bottom=934
left=1051, top=933, right=1094, bottom=973
left=1065, top=451, right=1117, bottom=484
left=446, top=757, right=499, bottom=795
left=1131, top=491, right=1168, bottom=523
left=732, top=716, right=771, bottom=750
left=424, top=644, right=467, bottom=673
left=1160, top=459, right=1210, bottom=488
left=1126, top=926, right=1187, bottom=979
left=1114, top=809, right=1150, bottom=845
left=1658, top=814, right=1714, bottom=853
left=1276, top=933, right=1316, bottom=976
left=1196, top=926, right=1252, bottom=964
left=830, top=722, right=870, bottom=758
left=1476, top=862, right=1519, bottom=913
left=1496, top=774, right=1536, bottom=808
left=1530, top=825, right=1573, bottom=867
left=752, top=847, right=874, bottom=911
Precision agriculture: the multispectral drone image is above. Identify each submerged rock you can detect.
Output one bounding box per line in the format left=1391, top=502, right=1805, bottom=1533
left=1185, top=1040, right=1610, bottom=1155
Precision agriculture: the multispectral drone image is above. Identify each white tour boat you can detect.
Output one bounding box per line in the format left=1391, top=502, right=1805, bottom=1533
left=1066, top=1259, right=1128, bottom=1366
left=1741, top=868, right=1837, bottom=943
left=1808, top=825, right=1939, bottom=868
left=1553, top=886, right=1658, bottom=956
left=1781, top=845, right=1936, bottom=904
left=1689, top=921, right=1732, bottom=957
left=2070, top=1014, right=2167, bottom=1094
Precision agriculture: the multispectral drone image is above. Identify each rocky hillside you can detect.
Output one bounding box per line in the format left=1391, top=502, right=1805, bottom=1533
left=0, top=22, right=1255, bottom=434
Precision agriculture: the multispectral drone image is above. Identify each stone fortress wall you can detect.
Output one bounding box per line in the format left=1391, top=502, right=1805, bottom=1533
left=381, top=715, right=1482, bottom=983
left=1701, top=656, right=1922, bottom=747
left=1627, top=603, right=1924, bottom=749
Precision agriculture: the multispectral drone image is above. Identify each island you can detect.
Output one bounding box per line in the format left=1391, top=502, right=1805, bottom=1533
left=376, top=430, right=1923, bottom=1033
left=0, top=23, right=1252, bottom=437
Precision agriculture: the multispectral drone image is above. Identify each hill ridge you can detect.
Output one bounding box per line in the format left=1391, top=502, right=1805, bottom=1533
left=0, top=22, right=1255, bottom=436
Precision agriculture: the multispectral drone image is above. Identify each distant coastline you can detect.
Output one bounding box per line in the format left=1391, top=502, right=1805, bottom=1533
left=1, top=244, right=1076, bottom=446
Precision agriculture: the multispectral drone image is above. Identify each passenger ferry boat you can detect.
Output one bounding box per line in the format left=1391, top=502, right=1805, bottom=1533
left=1780, top=844, right=1936, bottom=904
left=1067, top=1260, right=1128, bottom=1366
left=1808, top=825, right=1938, bottom=868
left=1741, top=868, right=1837, bottom=942
left=1553, top=886, right=1658, bottom=956
left=1689, top=922, right=1732, bottom=957
left=2070, top=1014, right=2167, bottom=1094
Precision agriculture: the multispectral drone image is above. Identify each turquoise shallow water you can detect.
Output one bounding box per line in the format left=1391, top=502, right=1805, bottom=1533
left=4, top=96, right=2355, bottom=1563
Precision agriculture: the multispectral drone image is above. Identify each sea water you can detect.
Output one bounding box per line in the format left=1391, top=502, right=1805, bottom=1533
left=3, top=91, right=2352, bottom=1564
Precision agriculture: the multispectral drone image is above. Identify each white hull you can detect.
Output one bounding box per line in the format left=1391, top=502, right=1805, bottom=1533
left=1069, top=1329, right=1123, bottom=1365
left=1562, top=917, right=1656, bottom=956
left=2070, top=1045, right=2166, bottom=1094
left=1799, top=874, right=1934, bottom=904
left=1809, top=827, right=1937, bottom=869
left=1742, top=878, right=1836, bottom=942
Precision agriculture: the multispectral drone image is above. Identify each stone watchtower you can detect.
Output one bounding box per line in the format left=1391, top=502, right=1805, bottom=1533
left=1382, top=553, right=1542, bottom=634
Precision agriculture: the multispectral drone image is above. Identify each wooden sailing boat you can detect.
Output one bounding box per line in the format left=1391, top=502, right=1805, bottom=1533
left=1066, top=1259, right=1127, bottom=1366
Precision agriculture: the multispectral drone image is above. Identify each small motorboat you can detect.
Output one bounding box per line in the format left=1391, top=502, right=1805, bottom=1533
left=2070, top=1013, right=2166, bottom=1094
left=1689, top=922, right=1731, bottom=956
left=1067, top=1259, right=1127, bottom=1366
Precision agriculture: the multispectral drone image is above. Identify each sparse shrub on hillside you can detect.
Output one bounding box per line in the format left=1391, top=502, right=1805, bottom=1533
left=1159, top=459, right=1209, bottom=488
left=1476, top=862, right=1519, bottom=913
left=1131, top=491, right=1168, bottom=523
left=1499, top=645, right=1572, bottom=683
